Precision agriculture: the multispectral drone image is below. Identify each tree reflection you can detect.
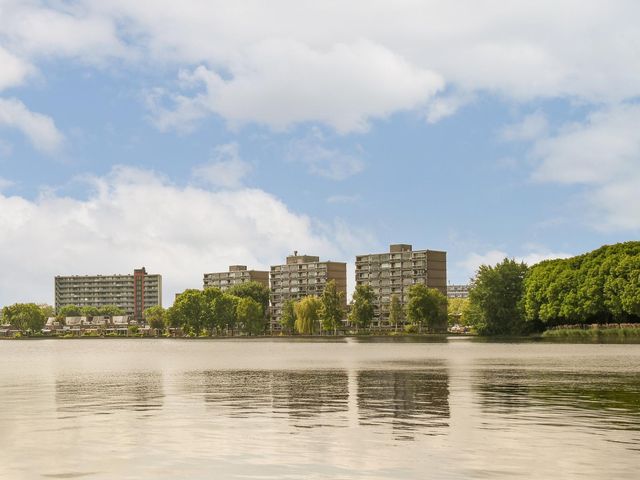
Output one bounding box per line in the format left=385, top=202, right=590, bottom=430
left=55, top=372, right=163, bottom=415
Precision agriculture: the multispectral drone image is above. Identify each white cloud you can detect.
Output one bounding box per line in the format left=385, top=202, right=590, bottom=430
left=501, top=111, right=548, bottom=142
left=287, top=129, right=365, bottom=180
left=459, top=248, right=571, bottom=281
left=2, top=1, right=640, bottom=135
left=526, top=103, right=640, bottom=231
left=149, top=40, right=444, bottom=134
left=0, top=166, right=363, bottom=306
left=0, top=46, right=32, bottom=91
left=425, top=93, right=473, bottom=124
left=192, top=143, right=252, bottom=188
left=0, top=177, right=14, bottom=190
left=0, top=97, right=64, bottom=153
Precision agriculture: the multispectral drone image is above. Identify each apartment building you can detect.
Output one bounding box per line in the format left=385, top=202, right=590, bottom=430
left=447, top=284, right=470, bottom=299
left=203, top=265, right=269, bottom=290
left=54, top=267, right=162, bottom=320
left=355, top=244, right=446, bottom=327
left=270, top=252, right=347, bottom=328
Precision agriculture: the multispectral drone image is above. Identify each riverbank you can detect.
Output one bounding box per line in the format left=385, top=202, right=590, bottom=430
left=542, top=324, right=640, bottom=342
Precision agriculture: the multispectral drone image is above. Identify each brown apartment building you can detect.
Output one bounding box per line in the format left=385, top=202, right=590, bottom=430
left=270, top=252, right=347, bottom=330
left=54, top=267, right=162, bottom=321
left=355, top=244, right=446, bottom=328
left=203, top=265, right=269, bottom=290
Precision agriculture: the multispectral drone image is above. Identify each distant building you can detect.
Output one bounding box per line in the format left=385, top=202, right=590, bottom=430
left=270, top=252, right=347, bottom=329
left=355, top=244, right=447, bottom=327
left=54, top=267, right=162, bottom=320
left=203, top=265, right=269, bottom=291
left=447, top=284, right=470, bottom=299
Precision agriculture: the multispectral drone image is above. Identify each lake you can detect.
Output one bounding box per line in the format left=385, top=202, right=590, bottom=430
left=1, top=338, right=639, bottom=479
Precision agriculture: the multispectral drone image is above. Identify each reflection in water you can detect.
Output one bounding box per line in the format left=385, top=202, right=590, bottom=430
left=357, top=369, right=450, bottom=438
left=475, top=369, right=640, bottom=441
left=55, top=372, right=164, bottom=416
left=180, top=368, right=450, bottom=437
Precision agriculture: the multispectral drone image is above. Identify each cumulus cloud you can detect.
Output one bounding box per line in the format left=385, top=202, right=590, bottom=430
left=192, top=143, right=252, bottom=188
left=524, top=103, right=640, bottom=231
left=2, top=1, right=640, bottom=135
left=0, top=166, right=364, bottom=306
left=287, top=129, right=365, bottom=180
left=501, top=111, right=548, bottom=142
left=459, top=248, right=572, bottom=281
left=0, top=98, right=64, bottom=153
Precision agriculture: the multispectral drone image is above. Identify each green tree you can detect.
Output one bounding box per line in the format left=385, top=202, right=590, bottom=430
left=211, top=293, right=238, bottom=335
left=169, top=289, right=208, bottom=335
left=388, top=294, right=403, bottom=332
left=405, top=284, right=448, bottom=333
left=227, top=281, right=270, bottom=314
left=97, top=305, right=125, bottom=316
left=468, top=258, right=529, bottom=335
left=144, top=306, right=166, bottom=333
left=319, top=280, right=345, bottom=335
left=57, top=305, right=81, bottom=319
left=39, top=304, right=55, bottom=318
left=280, top=299, right=297, bottom=334
left=237, top=297, right=264, bottom=335
left=2, top=303, right=46, bottom=333
left=294, top=296, right=321, bottom=335
left=80, top=306, right=100, bottom=317
left=447, top=297, right=469, bottom=326
left=349, top=285, right=375, bottom=332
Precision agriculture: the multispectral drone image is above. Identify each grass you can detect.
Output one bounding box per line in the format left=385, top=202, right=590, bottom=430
left=543, top=324, right=640, bottom=342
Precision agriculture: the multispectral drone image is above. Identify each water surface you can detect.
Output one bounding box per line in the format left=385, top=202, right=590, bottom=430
left=1, top=338, right=639, bottom=479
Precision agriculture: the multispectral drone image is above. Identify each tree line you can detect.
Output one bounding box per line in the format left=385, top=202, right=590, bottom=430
left=465, top=241, right=640, bottom=335
left=2, top=280, right=450, bottom=336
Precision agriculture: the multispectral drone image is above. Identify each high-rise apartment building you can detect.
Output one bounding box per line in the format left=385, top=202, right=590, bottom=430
left=447, top=284, right=470, bottom=299
left=270, top=252, right=347, bottom=328
left=355, top=244, right=446, bottom=327
left=54, top=267, right=162, bottom=320
left=203, top=265, right=269, bottom=290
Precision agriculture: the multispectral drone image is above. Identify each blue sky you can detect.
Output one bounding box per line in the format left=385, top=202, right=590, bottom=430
left=1, top=1, right=639, bottom=305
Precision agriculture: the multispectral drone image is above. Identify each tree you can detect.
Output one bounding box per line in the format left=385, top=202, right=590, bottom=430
left=405, top=284, right=448, bottom=333
left=80, top=306, right=100, bottom=317
left=280, top=299, right=297, bottom=334
left=208, top=293, right=237, bottom=335
left=2, top=303, right=46, bottom=333
left=349, top=285, right=375, bottom=332
left=468, top=258, right=529, bottom=335
left=237, top=297, right=264, bottom=335
left=319, top=280, right=345, bottom=335
left=447, top=297, right=470, bottom=326
left=39, top=304, right=55, bottom=318
left=227, top=281, right=270, bottom=314
left=169, top=289, right=208, bottom=335
left=57, top=304, right=81, bottom=319
left=294, top=296, right=321, bottom=335
left=97, top=305, right=125, bottom=316
left=144, top=306, right=166, bottom=333
left=388, top=294, right=403, bottom=332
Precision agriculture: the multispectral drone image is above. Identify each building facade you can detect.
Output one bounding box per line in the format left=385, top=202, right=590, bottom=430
left=355, top=244, right=447, bottom=327
left=203, top=265, right=269, bottom=290
left=447, top=284, right=470, bottom=299
left=270, top=252, right=347, bottom=329
left=54, top=267, right=162, bottom=320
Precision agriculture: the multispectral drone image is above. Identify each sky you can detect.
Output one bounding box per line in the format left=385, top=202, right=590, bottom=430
left=1, top=0, right=639, bottom=306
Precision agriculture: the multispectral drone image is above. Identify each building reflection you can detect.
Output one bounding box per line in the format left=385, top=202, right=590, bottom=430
left=182, top=368, right=450, bottom=437
left=55, top=372, right=164, bottom=416
left=357, top=369, right=450, bottom=438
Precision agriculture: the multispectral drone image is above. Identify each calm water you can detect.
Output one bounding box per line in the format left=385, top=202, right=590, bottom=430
left=1, top=338, right=639, bottom=479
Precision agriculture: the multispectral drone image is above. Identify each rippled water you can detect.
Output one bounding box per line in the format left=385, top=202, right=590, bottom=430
left=1, top=338, right=639, bottom=479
